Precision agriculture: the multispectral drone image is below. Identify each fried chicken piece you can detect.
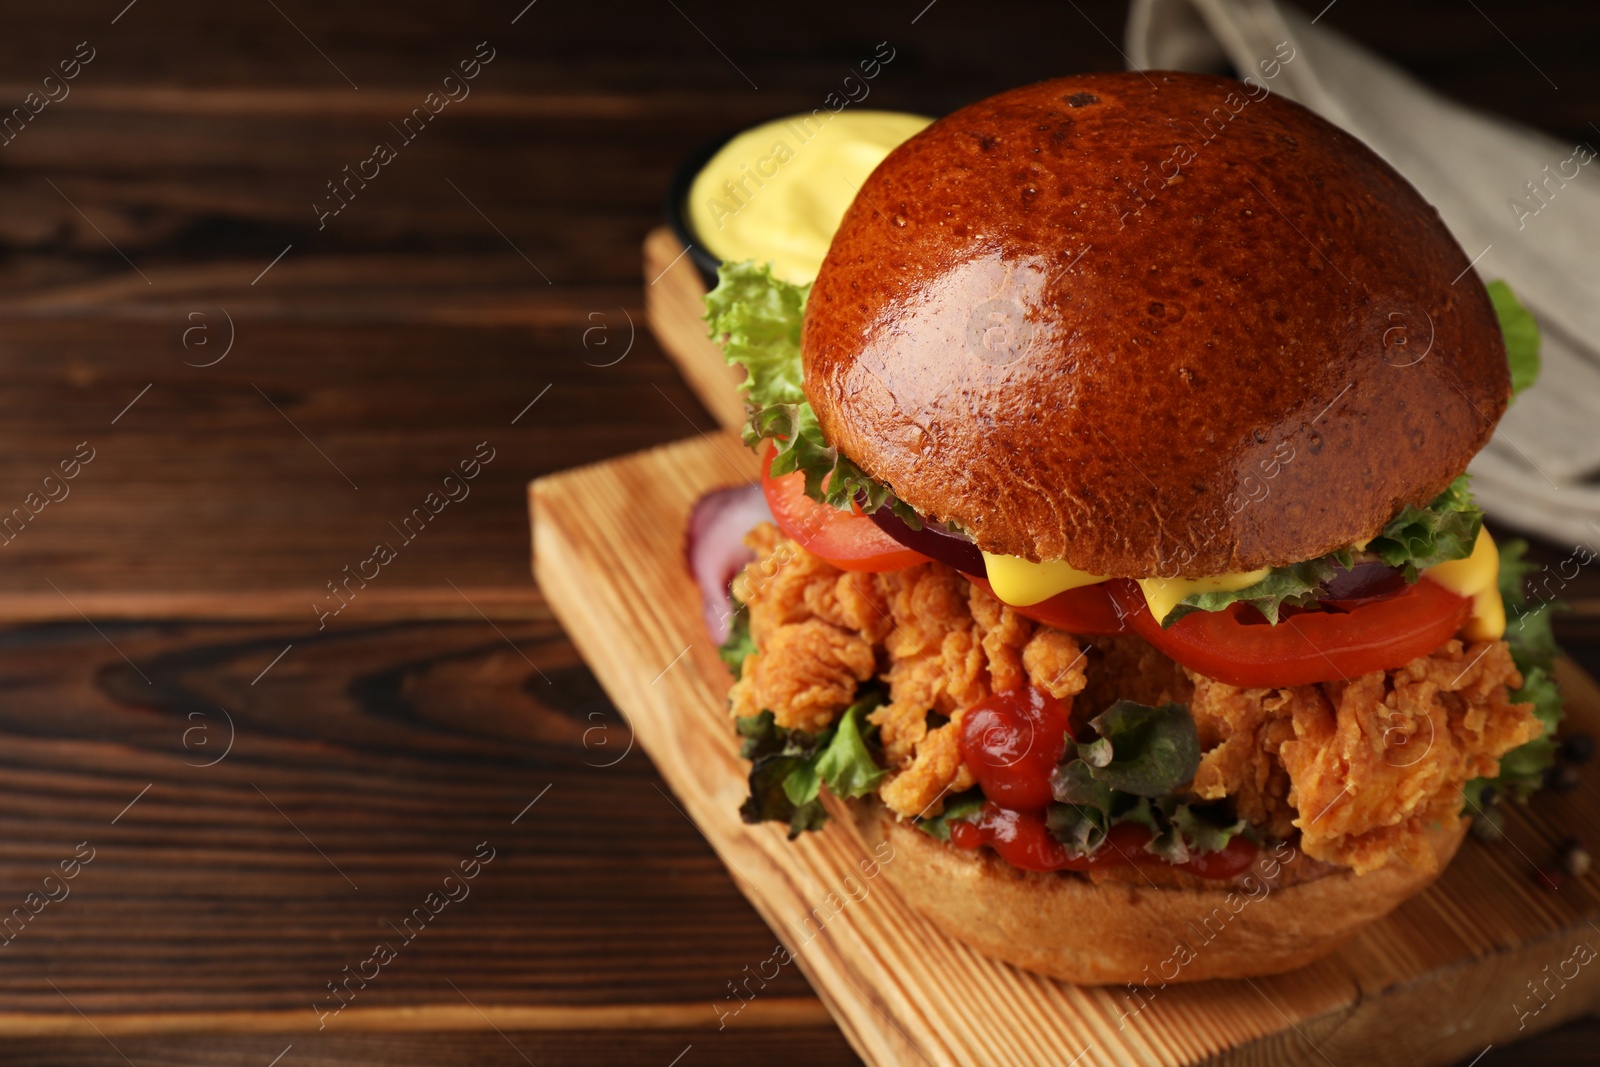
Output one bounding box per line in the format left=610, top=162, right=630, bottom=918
left=1188, top=638, right=1540, bottom=874
left=729, top=619, right=875, bottom=734
left=1022, top=628, right=1090, bottom=701
left=874, top=627, right=986, bottom=767
left=728, top=524, right=893, bottom=735
left=1187, top=679, right=1309, bottom=840
left=968, top=583, right=1033, bottom=694
left=869, top=569, right=1060, bottom=818
left=1079, top=634, right=1194, bottom=715
left=870, top=567, right=991, bottom=814
left=879, top=719, right=976, bottom=818
left=732, top=524, right=824, bottom=645
left=816, top=570, right=893, bottom=644
left=869, top=565, right=985, bottom=761
left=880, top=565, right=978, bottom=663
left=868, top=619, right=1108, bottom=820
left=733, top=524, right=891, bottom=647
left=1284, top=638, right=1538, bottom=873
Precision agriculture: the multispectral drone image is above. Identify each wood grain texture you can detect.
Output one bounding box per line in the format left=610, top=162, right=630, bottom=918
left=0, top=1029, right=852, bottom=1067
left=0, top=0, right=1594, bottom=1061
left=0, top=617, right=840, bottom=1024
left=644, top=227, right=746, bottom=433
left=531, top=432, right=1600, bottom=1067
left=0, top=317, right=708, bottom=618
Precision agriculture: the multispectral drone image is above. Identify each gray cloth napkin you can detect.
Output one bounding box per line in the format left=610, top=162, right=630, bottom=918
left=1127, top=0, right=1600, bottom=551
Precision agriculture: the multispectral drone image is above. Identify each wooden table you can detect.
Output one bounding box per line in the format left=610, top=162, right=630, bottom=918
left=0, top=1, right=1594, bottom=1062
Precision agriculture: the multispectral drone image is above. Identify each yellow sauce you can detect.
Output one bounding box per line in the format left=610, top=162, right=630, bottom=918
left=1423, top=527, right=1505, bottom=641
left=977, top=528, right=1506, bottom=642
left=1136, top=570, right=1274, bottom=623
left=981, top=551, right=1107, bottom=607
left=687, top=111, right=932, bottom=284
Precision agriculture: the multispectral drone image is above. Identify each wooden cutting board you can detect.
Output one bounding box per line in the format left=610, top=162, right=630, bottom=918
left=530, top=431, right=1600, bottom=1067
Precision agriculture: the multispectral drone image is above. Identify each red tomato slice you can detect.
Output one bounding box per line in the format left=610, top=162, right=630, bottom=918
left=1108, top=578, right=1471, bottom=688
left=968, top=575, right=1128, bottom=635
left=759, top=443, right=930, bottom=572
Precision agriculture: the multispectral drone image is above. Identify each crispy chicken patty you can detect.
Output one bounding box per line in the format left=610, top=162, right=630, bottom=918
left=728, top=525, right=1542, bottom=874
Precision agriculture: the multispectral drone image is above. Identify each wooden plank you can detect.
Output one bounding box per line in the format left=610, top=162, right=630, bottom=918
left=0, top=2, right=1593, bottom=145
left=0, top=318, right=716, bottom=621
left=644, top=226, right=746, bottom=433
left=0, top=1003, right=829, bottom=1037
left=2, top=1020, right=1592, bottom=1067
left=0, top=1028, right=858, bottom=1067
left=530, top=432, right=1600, bottom=1067
left=0, top=617, right=830, bottom=1026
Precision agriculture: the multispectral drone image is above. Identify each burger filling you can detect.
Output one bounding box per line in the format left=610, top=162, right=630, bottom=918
left=707, top=261, right=1561, bottom=881
left=724, top=525, right=1544, bottom=877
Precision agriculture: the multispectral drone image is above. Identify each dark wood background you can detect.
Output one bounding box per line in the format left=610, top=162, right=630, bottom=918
left=0, top=0, right=1595, bottom=1063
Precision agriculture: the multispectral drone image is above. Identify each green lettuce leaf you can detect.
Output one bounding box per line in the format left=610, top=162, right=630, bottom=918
left=1499, top=538, right=1562, bottom=666
left=814, top=697, right=888, bottom=799
left=1152, top=806, right=1248, bottom=863
left=1045, top=793, right=1113, bottom=854
left=1488, top=280, right=1540, bottom=399
left=1464, top=538, right=1567, bottom=807
left=704, top=261, right=922, bottom=526
left=782, top=758, right=822, bottom=807
left=1368, top=474, right=1483, bottom=580
left=916, top=790, right=985, bottom=842
left=1168, top=802, right=1250, bottom=857
left=736, top=694, right=886, bottom=838
left=737, top=709, right=831, bottom=835
left=1480, top=664, right=1561, bottom=803
left=1044, top=792, right=1247, bottom=864
left=1164, top=476, right=1482, bottom=626
left=1107, top=796, right=1249, bottom=865
left=1164, top=558, right=1342, bottom=626
left=741, top=754, right=827, bottom=836
left=736, top=709, right=786, bottom=760
left=1042, top=700, right=1238, bottom=862
left=703, top=259, right=809, bottom=409
left=1070, top=700, right=1201, bottom=797
left=1499, top=539, right=1565, bottom=667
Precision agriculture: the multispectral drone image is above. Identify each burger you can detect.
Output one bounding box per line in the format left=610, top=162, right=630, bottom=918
left=697, top=71, right=1558, bottom=984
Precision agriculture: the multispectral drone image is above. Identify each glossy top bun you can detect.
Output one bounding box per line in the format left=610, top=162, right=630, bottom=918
left=803, top=72, right=1509, bottom=575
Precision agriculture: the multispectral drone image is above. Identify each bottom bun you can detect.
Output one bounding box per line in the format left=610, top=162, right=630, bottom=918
left=848, top=798, right=1467, bottom=985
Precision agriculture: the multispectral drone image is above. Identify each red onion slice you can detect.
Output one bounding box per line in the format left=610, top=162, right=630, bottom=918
left=686, top=483, right=774, bottom=643
left=1317, top=560, right=1408, bottom=607
left=865, top=504, right=987, bottom=578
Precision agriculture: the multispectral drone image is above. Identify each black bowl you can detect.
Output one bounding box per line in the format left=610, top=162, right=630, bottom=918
left=663, top=128, right=741, bottom=291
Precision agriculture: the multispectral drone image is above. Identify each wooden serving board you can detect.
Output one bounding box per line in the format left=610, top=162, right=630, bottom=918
left=530, top=431, right=1600, bottom=1067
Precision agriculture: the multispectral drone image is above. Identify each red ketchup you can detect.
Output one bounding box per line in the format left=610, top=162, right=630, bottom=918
left=954, top=686, right=1257, bottom=879
left=959, top=685, right=1071, bottom=809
